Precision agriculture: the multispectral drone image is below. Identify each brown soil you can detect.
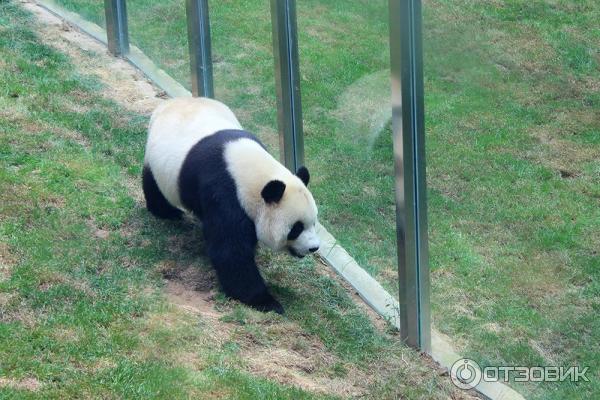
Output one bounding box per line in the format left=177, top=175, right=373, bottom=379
left=0, top=243, right=16, bottom=282
left=162, top=264, right=221, bottom=319
left=158, top=259, right=374, bottom=396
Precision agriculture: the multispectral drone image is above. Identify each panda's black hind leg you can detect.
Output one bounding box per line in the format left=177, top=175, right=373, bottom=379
left=142, top=166, right=183, bottom=220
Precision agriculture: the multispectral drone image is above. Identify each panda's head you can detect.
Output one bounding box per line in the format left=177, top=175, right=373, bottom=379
left=257, top=167, right=320, bottom=258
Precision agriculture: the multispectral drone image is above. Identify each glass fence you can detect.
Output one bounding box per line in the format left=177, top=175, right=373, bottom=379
left=54, top=0, right=106, bottom=28
left=127, top=0, right=190, bottom=88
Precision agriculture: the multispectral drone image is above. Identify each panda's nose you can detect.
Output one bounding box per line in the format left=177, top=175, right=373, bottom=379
left=309, top=246, right=319, bottom=253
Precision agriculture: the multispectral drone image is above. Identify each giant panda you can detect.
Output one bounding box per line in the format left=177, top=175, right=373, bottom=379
left=142, top=97, right=320, bottom=314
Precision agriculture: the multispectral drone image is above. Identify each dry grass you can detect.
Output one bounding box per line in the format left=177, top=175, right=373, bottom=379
left=0, top=377, right=42, bottom=392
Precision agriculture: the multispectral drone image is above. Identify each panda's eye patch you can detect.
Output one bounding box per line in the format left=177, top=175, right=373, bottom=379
left=287, top=221, right=304, bottom=241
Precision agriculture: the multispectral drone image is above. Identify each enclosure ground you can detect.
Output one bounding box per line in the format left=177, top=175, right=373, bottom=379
left=0, top=3, right=479, bottom=399
left=40, top=1, right=600, bottom=398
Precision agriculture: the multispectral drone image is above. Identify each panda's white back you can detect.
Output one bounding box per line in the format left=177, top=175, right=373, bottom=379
left=145, top=97, right=243, bottom=209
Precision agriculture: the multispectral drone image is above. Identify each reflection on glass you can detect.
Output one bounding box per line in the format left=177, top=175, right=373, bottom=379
left=298, top=0, right=397, bottom=296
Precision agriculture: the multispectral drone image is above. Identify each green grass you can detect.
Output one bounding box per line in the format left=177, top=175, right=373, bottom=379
left=50, top=0, right=600, bottom=398
left=0, top=2, right=463, bottom=399
left=11, top=0, right=600, bottom=398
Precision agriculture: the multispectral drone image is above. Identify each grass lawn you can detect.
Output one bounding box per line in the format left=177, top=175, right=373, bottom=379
left=0, top=2, right=471, bottom=399
left=12, top=0, right=600, bottom=399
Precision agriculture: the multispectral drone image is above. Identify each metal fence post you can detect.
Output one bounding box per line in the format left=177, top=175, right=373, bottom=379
left=389, top=0, right=431, bottom=352
left=270, top=0, right=304, bottom=172
left=104, top=0, right=129, bottom=56
left=186, top=0, right=214, bottom=98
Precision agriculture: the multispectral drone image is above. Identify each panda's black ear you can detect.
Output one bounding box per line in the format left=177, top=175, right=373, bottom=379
left=296, top=166, right=310, bottom=186
left=261, top=180, right=286, bottom=204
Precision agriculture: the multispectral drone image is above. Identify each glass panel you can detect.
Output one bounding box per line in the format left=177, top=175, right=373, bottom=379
left=423, top=1, right=599, bottom=398
left=127, top=0, right=189, bottom=88
left=125, top=0, right=279, bottom=156
left=208, top=0, right=279, bottom=157
left=298, top=1, right=398, bottom=295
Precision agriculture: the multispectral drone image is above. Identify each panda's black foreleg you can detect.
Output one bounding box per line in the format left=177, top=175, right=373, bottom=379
left=142, top=166, right=183, bottom=220
left=209, top=245, right=284, bottom=314
left=202, top=214, right=284, bottom=314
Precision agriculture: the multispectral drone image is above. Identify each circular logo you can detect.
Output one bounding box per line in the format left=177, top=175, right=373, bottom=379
left=450, top=358, right=482, bottom=389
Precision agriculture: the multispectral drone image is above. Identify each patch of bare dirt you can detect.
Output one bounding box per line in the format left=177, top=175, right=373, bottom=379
left=156, top=260, right=223, bottom=319
left=526, top=125, right=600, bottom=177
left=93, top=228, right=110, bottom=240
left=245, top=346, right=369, bottom=398
left=36, top=270, right=95, bottom=298
left=52, top=326, right=80, bottom=343
left=0, top=289, right=38, bottom=328
left=87, top=218, right=119, bottom=242
left=166, top=228, right=206, bottom=256
left=88, top=357, right=117, bottom=373
left=0, top=101, right=28, bottom=125
left=166, top=280, right=220, bottom=319
left=0, top=306, right=37, bottom=328
left=0, top=377, right=41, bottom=392
left=0, top=243, right=16, bottom=282
left=157, top=256, right=379, bottom=396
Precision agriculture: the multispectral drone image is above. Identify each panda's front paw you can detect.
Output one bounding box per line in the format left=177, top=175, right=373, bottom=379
left=248, top=291, right=284, bottom=315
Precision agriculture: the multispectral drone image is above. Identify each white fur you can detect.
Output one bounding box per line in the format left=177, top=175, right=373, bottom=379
left=225, top=139, right=319, bottom=253
left=145, top=97, right=320, bottom=256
